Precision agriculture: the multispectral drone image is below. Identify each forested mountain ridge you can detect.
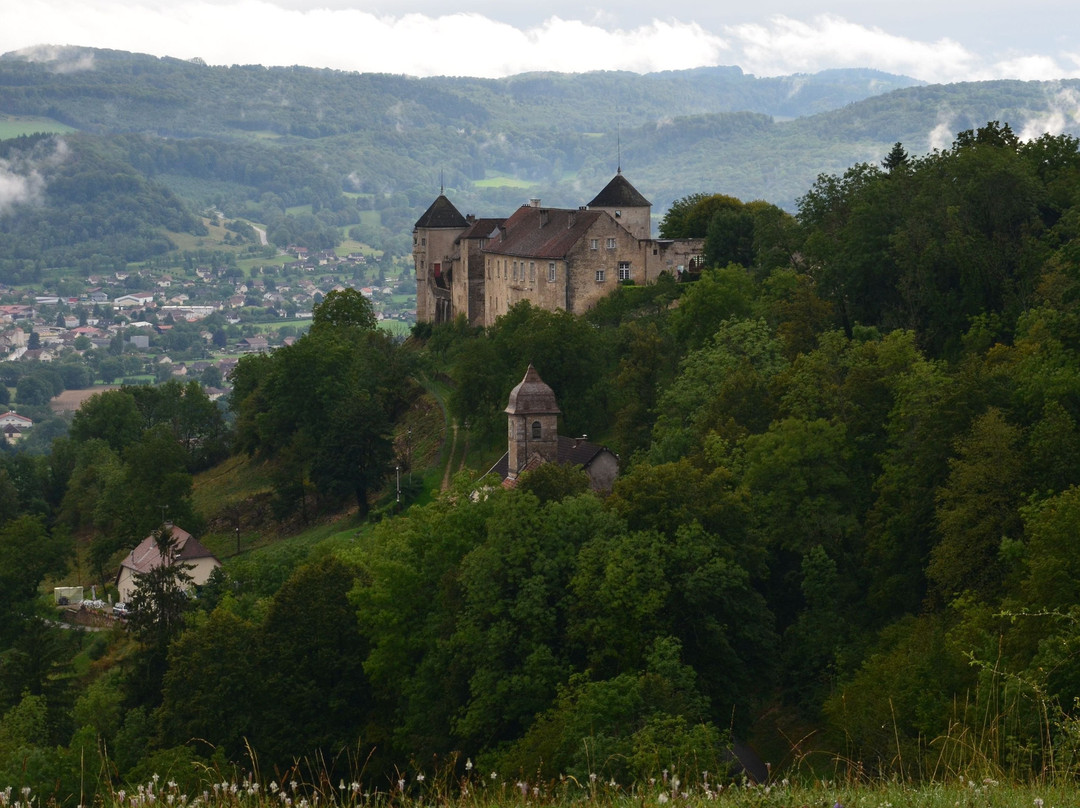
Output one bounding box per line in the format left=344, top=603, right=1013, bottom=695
left=0, top=48, right=918, bottom=137
left=3, top=45, right=1079, bottom=220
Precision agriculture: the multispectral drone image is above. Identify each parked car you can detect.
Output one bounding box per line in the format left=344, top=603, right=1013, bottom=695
left=112, top=602, right=130, bottom=618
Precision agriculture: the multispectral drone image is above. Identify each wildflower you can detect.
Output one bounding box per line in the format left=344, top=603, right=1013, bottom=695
left=350, top=783, right=360, bottom=794
left=416, top=774, right=425, bottom=783
left=490, top=772, right=498, bottom=780
left=1034, top=800, right=1044, bottom=808
left=465, top=759, right=473, bottom=772
left=589, top=773, right=597, bottom=783
left=270, top=783, right=279, bottom=794
left=397, top=780, right=405, bottom=792
left=338, top=782, right=345, bottom=791
left=517, top=782, right=526, bottom=796
left=657, top=793, right=669, bottom=804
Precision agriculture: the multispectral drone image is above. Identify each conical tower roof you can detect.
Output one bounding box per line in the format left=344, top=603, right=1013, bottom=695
left=587, top=172, right=651, bottom=208
left=505, top=364, right=560, bottom=415
left=415, top=194, right=468, bottom=229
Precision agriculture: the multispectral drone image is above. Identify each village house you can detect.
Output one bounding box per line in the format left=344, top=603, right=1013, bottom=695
left=413, top=172, right=704, bottom=327
left=0, top=411, right=33, bottom=444
left=115, top=523, right=222, bottom=603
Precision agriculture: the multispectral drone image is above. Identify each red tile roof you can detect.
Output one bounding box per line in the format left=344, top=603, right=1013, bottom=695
left=482, top=206, right=603, bottom=260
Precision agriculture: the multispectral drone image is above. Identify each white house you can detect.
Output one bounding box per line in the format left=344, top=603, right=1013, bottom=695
left=115, top=524, right=222, bottom=603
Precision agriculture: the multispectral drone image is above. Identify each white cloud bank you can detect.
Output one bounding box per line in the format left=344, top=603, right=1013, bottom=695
left=5, top=2, right=1080, bottom=84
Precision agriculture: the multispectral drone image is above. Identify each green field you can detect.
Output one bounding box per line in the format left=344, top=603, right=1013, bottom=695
left=473, top=172, right=536, bottom=189
left=0, top=115, right=77, bottom=138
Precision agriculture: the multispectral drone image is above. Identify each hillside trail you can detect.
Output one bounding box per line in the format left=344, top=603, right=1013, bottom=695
left=441, top=422, right=458, bottom=490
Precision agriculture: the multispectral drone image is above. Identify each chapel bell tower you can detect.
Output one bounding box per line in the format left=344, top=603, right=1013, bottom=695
left=505, top=364, right=560, bottom=480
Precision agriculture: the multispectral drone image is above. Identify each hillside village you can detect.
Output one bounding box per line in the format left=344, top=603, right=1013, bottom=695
left=0, top=242, right=417, bottom=407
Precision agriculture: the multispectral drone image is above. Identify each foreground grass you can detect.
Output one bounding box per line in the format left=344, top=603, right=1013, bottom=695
left=6, top=773, right=1073, bottom=808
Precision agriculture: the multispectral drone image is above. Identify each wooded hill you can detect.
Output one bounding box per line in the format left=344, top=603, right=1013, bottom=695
left=6, top=120, right=1080, bottom=801
left=1, top=45, right=1079, bottom=235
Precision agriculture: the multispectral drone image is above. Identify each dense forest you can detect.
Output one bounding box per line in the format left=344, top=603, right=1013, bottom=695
left=5, top=120, right=1080, bottom=801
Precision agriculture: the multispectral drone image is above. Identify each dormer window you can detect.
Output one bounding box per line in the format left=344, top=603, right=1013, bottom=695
left=615, top=210, right=622, bottom=217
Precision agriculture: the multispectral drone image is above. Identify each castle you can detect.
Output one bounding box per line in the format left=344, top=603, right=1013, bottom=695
left=413, top=172, right=704, bottom=326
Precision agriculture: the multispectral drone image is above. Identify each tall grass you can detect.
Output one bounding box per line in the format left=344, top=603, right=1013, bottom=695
left=6, top=760, right=1072, bottom=808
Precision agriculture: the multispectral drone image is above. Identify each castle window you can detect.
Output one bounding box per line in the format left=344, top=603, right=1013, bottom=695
left=590, top=239, right=598, bottom=250
left=618, top=261, right=631, bottom=281
left=531, top=421, right=541, bottom=439
left=606, top=238, right=616, bottom=250
left=548, top=262, right=556, bottom=282
left=595, top=269, right=606, bottom=283
left=615, top=210, right=622, bottom=217
left=421, top=238, right=426, bottom=246
left=530, top=262, right=535, bottom=282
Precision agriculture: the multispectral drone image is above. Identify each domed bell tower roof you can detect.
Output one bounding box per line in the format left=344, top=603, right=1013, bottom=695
left=505, top=364, right=560, bottom=415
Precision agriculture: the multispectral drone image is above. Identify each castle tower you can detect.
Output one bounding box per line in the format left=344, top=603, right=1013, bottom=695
left=414, top=194, right=468, bottom=323
left=505, top=364, right=560, bottom=480
left=586, top=171, right=652, bottom=240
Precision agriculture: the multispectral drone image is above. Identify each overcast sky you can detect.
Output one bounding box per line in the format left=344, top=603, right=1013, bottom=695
left=5, top=0, right=1080, bottom=84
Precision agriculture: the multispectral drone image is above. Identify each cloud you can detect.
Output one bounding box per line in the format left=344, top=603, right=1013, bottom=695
left=2, top=2, right=1078, bottom=83
left=0, top=138, right=69, bottom=216
left=0, top=161, right=46, bottom=215
left=1019, top=85, right=1080, bottom=140
left=722, top=15, right=977, bottom=83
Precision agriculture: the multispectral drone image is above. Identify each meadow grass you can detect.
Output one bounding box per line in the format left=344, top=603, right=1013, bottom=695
left=473, top=173, right=535, bottom=189
left=0, top=116, right=76, bottom=138
left=7, top=766, right=1072, bottom=808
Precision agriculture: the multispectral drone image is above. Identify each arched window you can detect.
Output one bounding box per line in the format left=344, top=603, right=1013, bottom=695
left=531, top=421, right=542, bottom=440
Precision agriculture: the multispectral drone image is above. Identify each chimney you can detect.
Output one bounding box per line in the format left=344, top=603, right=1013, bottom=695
left=568, top=210, right=576, bottom=228
left=529, top=198, right=541, bottom=207
left=539, top=209, right=549, bottom=227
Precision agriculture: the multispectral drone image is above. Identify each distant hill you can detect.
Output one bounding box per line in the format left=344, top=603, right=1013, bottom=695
left=1, top=46, right=1079, bottom=246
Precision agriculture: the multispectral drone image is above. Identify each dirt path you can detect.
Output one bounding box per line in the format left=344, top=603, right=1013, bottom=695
left=441, top=421, right=458, bottom=490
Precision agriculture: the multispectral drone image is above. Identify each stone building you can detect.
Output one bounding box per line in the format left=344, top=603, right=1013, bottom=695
left=489, top=365, right=619, bottom=493
left=414, top=173, right=703, bottom=326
